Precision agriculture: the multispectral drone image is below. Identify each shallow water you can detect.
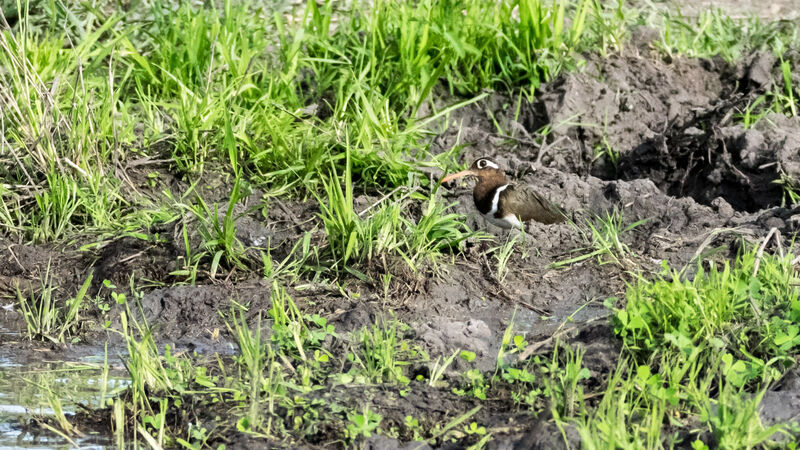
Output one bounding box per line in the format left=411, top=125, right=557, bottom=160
left=0, top=346, right=129, bottom=449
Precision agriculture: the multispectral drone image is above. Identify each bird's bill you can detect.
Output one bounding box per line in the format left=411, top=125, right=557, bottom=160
left=440, top=169, right=476, bottom=184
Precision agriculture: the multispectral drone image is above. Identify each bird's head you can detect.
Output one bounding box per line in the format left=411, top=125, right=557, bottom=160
left=440, top=157, right=505, bottom=185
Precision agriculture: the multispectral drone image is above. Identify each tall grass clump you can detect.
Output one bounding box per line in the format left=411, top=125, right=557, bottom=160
left=297, top=0, right=594, bottom=110
left=316, top=149, right=473, bottom=274
left=126, top=0, right=275, bottom=173
left=0, top=5, right=136, bottom=241
left=16, top=264, right=93, bottom=343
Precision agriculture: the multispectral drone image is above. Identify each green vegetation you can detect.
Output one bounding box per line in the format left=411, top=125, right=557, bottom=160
left=97, top=279, right=437, bottom=446
left=1, top=0, right=797, bottom=262
left=16, top=265, right=93, bottom=343
left=572, top=246, right=800, bottom=448
left=553, top=208, right=646, bottom=269
left=179, top=178, right=250, bottom=277
left=80, top=245, right=791, bottom=448
left=0, top=0, right=632, bottom=250
left=653, top=7, right=798, bottom=61
left=428, top=245, right=800, bottom=449
left=2, top=0, right=800, bottom=448
left=315, top=151, right=473, bottom=273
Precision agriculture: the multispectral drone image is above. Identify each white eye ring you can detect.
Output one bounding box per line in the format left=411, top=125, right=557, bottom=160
left=478, top=160, right=486, bottom=168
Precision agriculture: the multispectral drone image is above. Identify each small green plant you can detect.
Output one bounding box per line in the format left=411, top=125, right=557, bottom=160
left=779, top=57, right=798, bottom=117
left=16, top=264, right=92, bottom=343
left=489, top=232, right=523, bottom=283
left=181, top=178, right=249, bottom=277
left=463, top=421, right=486, bottom=436
left=553, top=208, right=646, bottom=268
left=227, top=307, right=269, bottom=433
left=346, top=407, right=382, bottom=441
left=407, top=192, right=476, bottom=264
left=30, top=172, right=84, bottom=243
left=460, top=350, right=477, bottom=363
left=737, top=95, right=769, bottom=129
left=404, top=415, right=425, bottom=441
left=453, top=369, right=489, bottom=400
left=316, top=153, right=363, bottom=269
left=176, top=423, right=213, bottom=450
left=542, top=343, right=591, bottom=419
left=261, top=231, right=314, bottom=283
left=695, top=376, right=784, bottom=449
left=272, top=290, right=335, bottom=394
left=495, top=328, right=543, bottom=409
left=349, top=319, right=424, bottom=385
left=119, top=309, right=175, bottom=411
left=589, top=0, right=630, bottom=56
left=170, top=218, right=203, bottom=284
left=773, top=172, right=800, bottom=207
left=428, top=348, right=460, bottom=387
left=593, top=136, right=620, bottom=172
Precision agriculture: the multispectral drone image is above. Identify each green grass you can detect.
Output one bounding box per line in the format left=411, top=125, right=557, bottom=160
left=615, top=249, right=800, bottom=378
left=314, top=146, right=476, bottom=276
left=553, top=208, right=647, bottom=269
left=773, top=172, right=800, bottom=207
left=100, top=278, right=441, bottom=445
left=16, top=264, right=93, bottom=343
left=348, top=319, right=427, bottom=385
left=0, top=0, right=606, bottom=245
left=649, top=7, right=799, bottom=61
left=448, top=245, right=800, bottom=448
left=179, top=178, right=250, bottom=278
left=779, top=57, right=799, bottom=117
left=574, top=246, right=799, bottom=447
left=489, top=232, right=525, bottom=283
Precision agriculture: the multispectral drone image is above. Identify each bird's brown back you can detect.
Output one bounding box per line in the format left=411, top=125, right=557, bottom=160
left=499, top=184, right=565, bottom=225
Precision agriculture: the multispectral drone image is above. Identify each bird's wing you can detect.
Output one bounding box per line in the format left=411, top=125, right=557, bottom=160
left=499, top=184, right=566, bottom=224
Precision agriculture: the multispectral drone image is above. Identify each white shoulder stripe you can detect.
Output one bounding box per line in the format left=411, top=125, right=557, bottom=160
left=488, top=184, right=509, bottom=217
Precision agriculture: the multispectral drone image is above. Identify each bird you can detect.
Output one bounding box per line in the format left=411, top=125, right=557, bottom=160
left=440, top=157, right=565, bottom=230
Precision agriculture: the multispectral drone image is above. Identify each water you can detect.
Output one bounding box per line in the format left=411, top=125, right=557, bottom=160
left=0, top=346, right=130, bottom=449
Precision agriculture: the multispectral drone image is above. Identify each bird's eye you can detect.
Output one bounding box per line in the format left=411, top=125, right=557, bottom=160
left=477, top=160, right=485, bottom=168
